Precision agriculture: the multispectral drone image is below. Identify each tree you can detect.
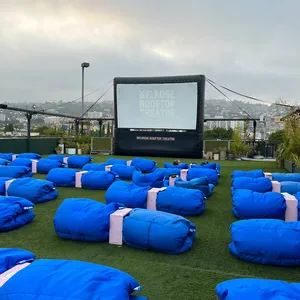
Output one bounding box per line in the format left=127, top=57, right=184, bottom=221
left=4, top=124, right=14, bottom=133
left=230, top=126, right=252, bottom=157
left=268, top=130, right=285, bottom=143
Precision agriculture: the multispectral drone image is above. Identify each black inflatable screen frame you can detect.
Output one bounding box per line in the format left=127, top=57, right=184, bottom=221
left=113, top=75, right=205, bottom=158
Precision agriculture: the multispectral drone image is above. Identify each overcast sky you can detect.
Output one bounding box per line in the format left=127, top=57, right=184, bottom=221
left=1, top=0, right=299, bottom=105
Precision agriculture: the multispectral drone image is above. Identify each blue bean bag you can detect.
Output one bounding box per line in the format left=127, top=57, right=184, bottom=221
left=232, top=177, right=272, bottom=193
left=46, top=168, right=78, bottom=187
left=0, top=158, right=10, bottom=166
left=216, top=278, right=300, bottom=300
left=0, top=153, right=13, bottom=161
left=81, top=171, right=119, bottom=190
left=67, top=155, right=92, bottom=168
left=11, top=158, right=33, bottom=170
left=131, top=158, right=157, bottom=173
left=187, top=168, right=218, bottom=185
left=106, top=181, right=150, bottom=208
left=83, top=163, right=107, bottom=171
left=232, top=189, right=286, bottom=219
left=106, top=181, right=205, bottom=216
left=123, top=208, right=196, bottom=254
left=164, top=162, right=189, bottom=169
left=280, top=181, right=300, bottom=195
left=229, top=219, right=300, bottom=266
left=0, top=196, right=35, bottom=232
left=158, top=168, right=181, bottom=178
left=0, top=250, right=147, bottom=300
left=273, top=173, right=300, bottom=183
left=231, top=169, right=264, bottom=179
left=7, top=178, right=58, bottom=204
left=191, top=162, right=217, bottom=169
left=174, top=177, right=215, bottom=197
left=111, top=165, right=137, bottom=180
left=0, top=248, right=36, bottom=274
left=107, top=158, right=127, bottom=165
left=0, top=166, right=33, bottom=178
left=17, top=153, right=41, bottom=160
left=54, top=199, right=121, bottom=242
left=0, top=177, right=12, bottom=195
left=47, top=154, right=67, bottom=162
left=37, top=158, right=65, bottom=174
left=132, top=169, right=166, bottom=188
left=155, top=186, right=205, bottom=216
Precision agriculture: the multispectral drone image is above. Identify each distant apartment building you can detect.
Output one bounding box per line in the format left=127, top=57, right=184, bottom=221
left=45, top=116, right=62, bottom=124
left=87, top=111, right=103, bottom=119
left=0, top=113, right=5, bottom=122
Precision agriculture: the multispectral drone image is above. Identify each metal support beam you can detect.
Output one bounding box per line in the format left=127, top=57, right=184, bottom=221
left=253, top=120, right=257, bottom=145
left=26, top=113, right=32, bottom=152
left=75, top=119, right=79, bottom=135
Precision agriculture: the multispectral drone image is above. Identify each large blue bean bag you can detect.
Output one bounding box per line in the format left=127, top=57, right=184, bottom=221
left=0, top=158, right=10, bottom=166
left=67, top=155, right=92, bottom=168
left=7, top=178, right=58, bottom=204
left=191, top=162, right=216, bottom=169
left=37, top=158, right=65, bottom=174
left=81, top=171, right=119, bottom=190
left=0, top=249, right=147, bottom=300
left=0, top=196, right=35, bottom=232
left=0, top=166, right=33, bottom=178
left=232, top=177, right=272, bottom=193
left=123, top=208, right=196, bottom=254
left=280, top=181, right=300, bottom=195
left=11, top=158, right=33, bottom=170
left=174, top=177, right=215, bottom=197
left=132, top=169, right=165, bottom=188
left=158, top=168, right=181, bottom=178
left=0, top=153, right=13, bottom=161
left=187, top=168, right=218, bottom=185
left=229, top=219, right=300, bottom=266
left=107, top=158, right=127, bottom=165
left=231, top=169, right=264, bottom=179
left=131, top=158, right=157, bottom=173
left=111, top=165, right=137, bottom=180
left=0, top=177, right=12, bottom=195
left=83, top=163, right=107, bottom=171
left=273, top=173, right=300, bottom=183
left=106, top=181, right=205, bottom=216
left=106, top=181, right=150, bottom=208
left=0, top=248, right=36, bottom=274
left=164, top=162, right=189, bottom=169
left=17, top=153, right=41, bottom=160
left=232, top=189, right=286, bottom=219
left=46, top=168, right=78, bottom=187
left=47, top=154, right=67, bottom=162
left=216, top=278, right=300, bottom=300
left=155, top=186, right=205, bottom=216
left=54, top=199, right=121, bottom=242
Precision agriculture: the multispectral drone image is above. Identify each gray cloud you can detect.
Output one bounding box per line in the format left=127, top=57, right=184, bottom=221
left=0, top=0, right=299, bottom=105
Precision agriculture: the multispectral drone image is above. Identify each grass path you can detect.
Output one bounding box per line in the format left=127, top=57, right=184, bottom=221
left=1, top=157, right=299, bottom=299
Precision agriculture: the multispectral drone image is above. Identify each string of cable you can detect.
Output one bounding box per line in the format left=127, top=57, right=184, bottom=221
left=206, top=79, right=253, bottom=118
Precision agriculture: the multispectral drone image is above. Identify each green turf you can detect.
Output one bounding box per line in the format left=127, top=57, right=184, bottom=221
left=1, top=157, right=299, bottom=299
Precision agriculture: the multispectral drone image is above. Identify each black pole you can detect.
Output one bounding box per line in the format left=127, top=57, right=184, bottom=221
left=98, top=119, right=103, bottom=137
left=253, top=120, right=257, bottom=145
left=75, top=119, right=79, bottom=135
left=26, top=113, right=32, bottom=152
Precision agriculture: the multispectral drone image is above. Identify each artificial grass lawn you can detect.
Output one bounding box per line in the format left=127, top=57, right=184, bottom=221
left=1, top=156, right=300, bottom=299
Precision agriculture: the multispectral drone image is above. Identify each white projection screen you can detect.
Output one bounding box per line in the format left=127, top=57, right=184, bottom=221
left=116, top=82, right=198, bottom=130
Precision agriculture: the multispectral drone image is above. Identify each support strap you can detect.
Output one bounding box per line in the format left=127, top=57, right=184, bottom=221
left=109, top=208, right=132, bottom=246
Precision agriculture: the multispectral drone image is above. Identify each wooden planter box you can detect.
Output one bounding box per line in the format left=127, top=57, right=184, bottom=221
left=284, top=160, right=295, bottom=173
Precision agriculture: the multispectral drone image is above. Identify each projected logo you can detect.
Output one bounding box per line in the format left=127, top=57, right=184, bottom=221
left=139, top=89, right=176, bottom=118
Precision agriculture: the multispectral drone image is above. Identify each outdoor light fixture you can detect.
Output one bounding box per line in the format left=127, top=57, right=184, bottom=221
left=81, top=62, right=90, bottom=68
left=81, top=62, right=90, bottom=121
